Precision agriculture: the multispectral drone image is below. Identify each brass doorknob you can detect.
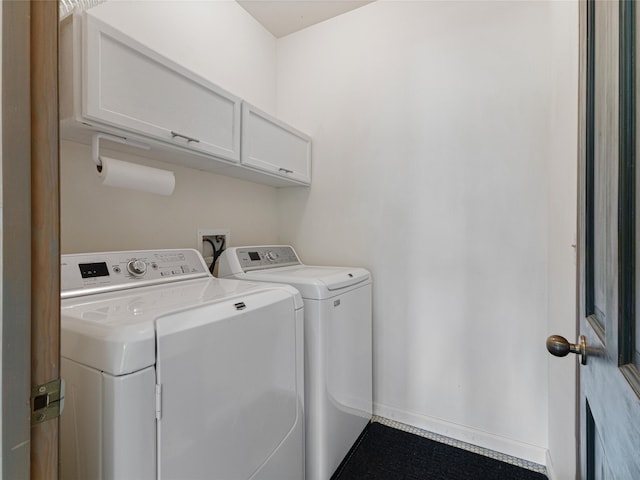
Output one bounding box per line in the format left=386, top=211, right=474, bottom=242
left=546, top=335, right=587, bottom=365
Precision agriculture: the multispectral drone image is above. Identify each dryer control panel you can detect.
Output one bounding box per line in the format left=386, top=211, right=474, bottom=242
left=61, top=249, right=210, bottom=298
left=221, top=246, right=301, bottom=273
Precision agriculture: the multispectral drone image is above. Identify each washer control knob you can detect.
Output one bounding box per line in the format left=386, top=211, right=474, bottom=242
left=127, top=259, right=147, bottom=276
left=265, top=250, right=279, bottom=262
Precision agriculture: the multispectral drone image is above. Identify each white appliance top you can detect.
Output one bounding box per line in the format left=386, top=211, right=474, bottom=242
left=61, top=249, right=302, bottom=375
left=217, top=245, right=371, bottom=300
left=61, top=248, right=210, bottom=298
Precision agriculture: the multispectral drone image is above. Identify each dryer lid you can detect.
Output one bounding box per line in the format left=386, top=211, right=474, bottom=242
left=240, top=265, right=371, bottom=299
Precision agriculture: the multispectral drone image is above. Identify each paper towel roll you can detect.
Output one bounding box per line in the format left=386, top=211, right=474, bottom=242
left=97, top=156, right=175, bottom=196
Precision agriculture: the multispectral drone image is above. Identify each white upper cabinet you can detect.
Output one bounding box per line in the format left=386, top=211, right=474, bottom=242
left=241, top=103, right=312, bottom=186
left=83, top=15, right=241, bottom=162
left=60, top=12, right=311, bottom=187
left=61, top=12, right=241, bottom=164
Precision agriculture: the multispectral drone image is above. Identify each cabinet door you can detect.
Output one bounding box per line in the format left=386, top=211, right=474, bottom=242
left=82, top=13, right=241, bottom=163
left=241, top=103, right=311, bottom=185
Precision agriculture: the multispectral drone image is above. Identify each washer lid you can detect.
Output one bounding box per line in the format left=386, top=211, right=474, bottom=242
left=241, top=265, right=371, bottom=299
left=61, top=277, right=301, bottom=375
left=155, top=286, right=302, bottom=478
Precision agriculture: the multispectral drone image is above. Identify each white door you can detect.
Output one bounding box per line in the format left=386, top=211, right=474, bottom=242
left=4, top=2, right=63, bottom=477
left=2, top=2, right=35, bottom=477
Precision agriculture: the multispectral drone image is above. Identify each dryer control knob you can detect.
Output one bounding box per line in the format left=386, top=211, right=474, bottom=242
left=265, top=251, right=279, bottom=262
left=127, top=259, right=147, bottom=276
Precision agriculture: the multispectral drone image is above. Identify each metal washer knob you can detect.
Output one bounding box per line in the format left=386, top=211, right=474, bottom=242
left=127, top=259, right=147, bottom=276
left=265, top=251, right=279, bottom=262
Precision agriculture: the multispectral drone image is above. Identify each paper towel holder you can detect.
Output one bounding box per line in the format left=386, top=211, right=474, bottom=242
left=92, top=132, right=151, bottom=171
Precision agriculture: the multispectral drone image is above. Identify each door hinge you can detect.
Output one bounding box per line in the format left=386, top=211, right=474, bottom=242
left=155, top=384, right=162, bottom=420
left=31, top=378, right=65, bottom=425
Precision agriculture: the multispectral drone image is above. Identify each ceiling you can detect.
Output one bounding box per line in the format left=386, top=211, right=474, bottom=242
left=237, top=0, right=375, bottom=38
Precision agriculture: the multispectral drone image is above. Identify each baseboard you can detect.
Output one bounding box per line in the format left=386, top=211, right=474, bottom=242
left=545, top=448, right=577, bottom=480
left=545, top=450, right=557, bottom=480
left=373, top=402, right=548, bottom=466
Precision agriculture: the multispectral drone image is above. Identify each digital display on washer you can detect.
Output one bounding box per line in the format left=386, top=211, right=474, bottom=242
left=248, top=252, right=261, bottom=261
left=79, top=262, right=110, bottom=279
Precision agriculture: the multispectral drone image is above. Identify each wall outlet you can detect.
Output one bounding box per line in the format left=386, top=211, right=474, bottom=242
left=197, top=228, right=230, bottom=265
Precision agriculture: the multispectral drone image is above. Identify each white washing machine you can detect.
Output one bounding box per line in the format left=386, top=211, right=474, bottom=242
left=60, top=249, right=304, bottom=480
left=218, top=245, right=372, bottom=480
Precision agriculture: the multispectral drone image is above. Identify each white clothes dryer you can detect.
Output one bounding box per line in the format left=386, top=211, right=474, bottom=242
left=60, top=249, right=304, bottom=480
left=218, top=245, right=373, bottom=480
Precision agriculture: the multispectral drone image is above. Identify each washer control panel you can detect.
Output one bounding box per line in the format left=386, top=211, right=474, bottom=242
left=230, top=246, right=301, bottom=272
left=61, top=249, right=210, bottom=298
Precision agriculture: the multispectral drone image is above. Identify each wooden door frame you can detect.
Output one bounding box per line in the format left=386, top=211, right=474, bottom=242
left=30, top=0, right=60, bottom=477
left=1, top=1, right=60, bottom=478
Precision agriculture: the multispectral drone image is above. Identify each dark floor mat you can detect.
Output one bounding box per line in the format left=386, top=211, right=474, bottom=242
left=332, top=422, right=548, bottom=480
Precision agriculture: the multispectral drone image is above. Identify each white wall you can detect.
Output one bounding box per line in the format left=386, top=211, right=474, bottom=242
left=276, top=0, right=576, bottom=467
left=61, top=0, right=282, bottom=254
left=61, top=140, right=281, bottom=253
left=546, top=1, right=579, bottom=478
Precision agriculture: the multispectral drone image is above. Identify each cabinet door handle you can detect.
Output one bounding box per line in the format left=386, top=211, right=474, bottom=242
left=170, top=131, right=200, bottom=144
left=279, top=168, right=294, bottom=174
